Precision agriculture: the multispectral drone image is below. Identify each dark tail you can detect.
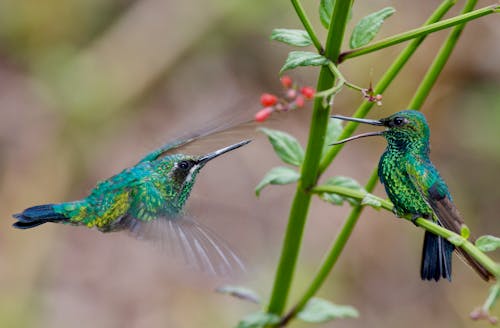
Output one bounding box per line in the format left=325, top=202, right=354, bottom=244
left=12, top=204, right=68, bottom=229
left=421, top=231, right=454, bottom=281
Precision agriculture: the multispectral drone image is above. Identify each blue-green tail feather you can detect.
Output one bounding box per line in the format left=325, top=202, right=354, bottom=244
left=12, top=204, right=68, bottom=229
left=421, top=230, right=454, bottom=281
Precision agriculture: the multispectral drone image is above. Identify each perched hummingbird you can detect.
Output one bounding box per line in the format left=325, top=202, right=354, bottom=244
left=332, top=110, right=492, bottom=281
left=13, top=133, right=251, bottom=275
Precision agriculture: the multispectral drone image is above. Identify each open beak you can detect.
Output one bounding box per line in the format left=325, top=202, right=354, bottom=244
left=198, top=139, right=252, bottom=164
left=331, top=115, right=384, bottom=145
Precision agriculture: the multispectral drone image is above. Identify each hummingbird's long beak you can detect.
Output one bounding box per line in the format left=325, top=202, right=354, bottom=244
left=198, top=139, right=252, bottom=164
left=330, top=115, right=384, bottom=145
left=331, top=115, right=384, bottom=126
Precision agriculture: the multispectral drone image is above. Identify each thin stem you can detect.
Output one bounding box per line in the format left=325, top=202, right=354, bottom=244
left=319, top=0, right=457, bottom=175
left=339, top=4, right=499, bottom=62
left=266, top=0, right=353, bottom=316
left=408, top=0, right=478, bottom=109
left=290, top=0, right=324, bottom=53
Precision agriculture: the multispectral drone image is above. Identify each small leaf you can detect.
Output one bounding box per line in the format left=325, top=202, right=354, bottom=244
left=350, top=7, right=396, bottom=49
left=259, top=128, right=304, bottom=166
left=476, top=235, right=500, bottom=252
left=322, top=118, right=344, bottom=158
left=298, top=298, right=359, bottom=323
left=216, top=285, right=260, bottom=304
left=460, top=224, right=471, bottom=239
left=319, top=0, right=352, bottom=29
left=319, top=0, right=335, bottom=29
left=361, top=194, right=382, bottom=209
left=447, top=235, right=465, bottom=247
left=320, top=176, right=365, bottom=206
left=255, top=166, right=300, bottom=196
left=270, top=29, right=312, bottom=47
left=280, top=51, right=328, bottom=73
left=237, top=312, right=280, bottom=328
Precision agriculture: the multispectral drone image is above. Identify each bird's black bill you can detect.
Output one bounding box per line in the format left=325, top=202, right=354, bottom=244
left=331, top=131, right=383, bottom=145
left=331, top=115, right=384, bottom=126
left=198, top=139, right=251, bottom=164
left=330, top=114, right=384, bottom=145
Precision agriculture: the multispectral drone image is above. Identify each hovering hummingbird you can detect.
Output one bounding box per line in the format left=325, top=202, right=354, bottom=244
left=13, top=132, right=251, bottom=275
left=332, top=110, right=492, bottom=281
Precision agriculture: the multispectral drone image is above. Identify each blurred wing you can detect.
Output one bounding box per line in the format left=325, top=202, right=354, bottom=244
left=122, top=214, right=245, bottom=276
left=406, top=160, right=493, bottom=281
left=139, top=99, right=258, bottom=163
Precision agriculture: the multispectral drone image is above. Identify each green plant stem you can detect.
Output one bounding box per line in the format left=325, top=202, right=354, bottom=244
left=483, top=284, right=500, bottom=312
left=319, top=0, right=457, bottom=175
left=278, top=1, right=457, bottom=324
left=308, top=184, right=500, bottom=276
left=266, top=0, right=353, bottom=317
left=290, top=0, right=324, bottom=53
left=279, top=173, right=379, bottom=326
left=339, top=4, right=499, bottom=62
left=408, top=0, right=477, bottom=109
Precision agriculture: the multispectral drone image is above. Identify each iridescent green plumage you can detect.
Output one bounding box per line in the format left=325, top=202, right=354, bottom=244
left=332, top=110, right=492, bottom=281
left=13, top=137, right=251, bottom=274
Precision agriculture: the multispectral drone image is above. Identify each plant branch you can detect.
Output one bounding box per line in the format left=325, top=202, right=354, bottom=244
left=309, top=184, right=500, bottom=276
left=339, top=4, right=499, bottom=62
left=290, top=0, right=324, bottom=53
left=266, top=0, right=353, bottom=317
left=408, top=0, right=478, bottom=109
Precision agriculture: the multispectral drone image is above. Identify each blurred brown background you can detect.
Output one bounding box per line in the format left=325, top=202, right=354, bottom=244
left=0, top=0, right=499, bottom=327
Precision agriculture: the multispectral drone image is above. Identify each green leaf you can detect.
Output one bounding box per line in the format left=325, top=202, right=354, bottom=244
left=237, top=312, right=280, bottom=328
left=259, top=127, right=304, bottom=166
left=319, top=0, right=352, bottom=29
left=255, top=166, right=300, bottom=197
left=350, top=7, right=396, bottom=49
left=361, top=194, right=382, bottom=209
left=320, top=176, right=365, bottom=206
left=319, top=0, right=335, bottom=29
left=215, top=285, right=260, bottom=304
left=298, top=298, right=359, bottom=323
left=321, top=118, right=344, bottom=158
left=270, top=29, right=312, bottom=47
left=476, top=235, right=500, bottom=252
left=280, top=51, right=329, bottom=74
left=460, top=224, right=470, bottom=239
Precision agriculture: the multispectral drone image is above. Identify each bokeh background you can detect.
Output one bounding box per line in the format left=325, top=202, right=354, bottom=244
left=0, top=0, right=499, bottom=327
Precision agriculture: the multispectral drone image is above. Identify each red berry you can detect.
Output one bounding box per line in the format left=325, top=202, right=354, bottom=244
left=280, top=75, right=293, bottom=88
left=300, top=86, right=315, bottom=99
left=260, top=93, right=278, bottom=107
left=295, top=95, right=305, bottom=108
left=255, top=107, right=273, bottom=122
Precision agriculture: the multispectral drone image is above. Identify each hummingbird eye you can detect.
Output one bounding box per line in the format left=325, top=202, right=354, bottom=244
left=178, top=160, right=192, bottom=170
left=393, top=117, right=406, bottom=126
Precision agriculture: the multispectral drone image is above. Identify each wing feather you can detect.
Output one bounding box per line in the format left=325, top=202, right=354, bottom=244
left=406, top=159, right=492, bottom=281
left=121, top=214, right=244, bottom=276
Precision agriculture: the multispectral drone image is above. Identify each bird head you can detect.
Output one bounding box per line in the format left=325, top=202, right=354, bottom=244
left=331, top=110, right=430, bottom=153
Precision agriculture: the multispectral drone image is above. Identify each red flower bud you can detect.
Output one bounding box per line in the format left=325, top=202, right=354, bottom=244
left=295, top=95, right=305, bottom=108
left=300, top=86, right=315, bottom=99
left=260, top=93, right=278, bottom=107
left=280, top=75, right=293, bottom=88
left=255, top=107, right=273, bottom=122
left=286, top=89, right=297, bottom=99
